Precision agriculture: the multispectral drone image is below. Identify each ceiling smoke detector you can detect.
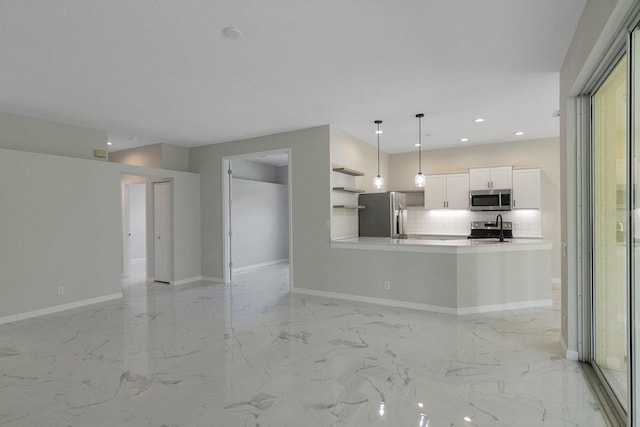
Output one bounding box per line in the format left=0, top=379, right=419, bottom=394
left=222, top=27, right=242, bottom=39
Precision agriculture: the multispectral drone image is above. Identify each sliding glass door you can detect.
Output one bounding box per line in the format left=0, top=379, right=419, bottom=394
left=592, top=54, right=628, bottom=413
left=633, top=26, right=640, bottom=425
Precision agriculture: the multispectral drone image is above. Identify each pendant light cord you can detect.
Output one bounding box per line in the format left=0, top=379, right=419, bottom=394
left=417, top=113, right=424, bottom=173
left=418, top=118, right=421, bottom=173
left=377, top=124, right=380, bottom=175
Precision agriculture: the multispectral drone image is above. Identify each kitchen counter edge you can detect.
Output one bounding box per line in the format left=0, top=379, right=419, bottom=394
left=330, top=236, right=552, bottom=254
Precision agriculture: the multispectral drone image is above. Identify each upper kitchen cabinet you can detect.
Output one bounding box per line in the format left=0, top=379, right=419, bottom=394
left=425, top=173, right=469, bottom=209
left=512, top=168, right=540, bottom=209
left=469, top=166, right=512, bottom=190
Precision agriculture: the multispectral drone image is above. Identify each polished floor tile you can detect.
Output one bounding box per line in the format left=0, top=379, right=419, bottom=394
left=0, top=263, right=606, bottom=426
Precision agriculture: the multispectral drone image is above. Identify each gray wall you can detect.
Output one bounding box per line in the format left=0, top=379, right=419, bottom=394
left=160, top=143, right=190, bottom=172
left=190, top=126, right=330, bottom=285
left=0, top=149, right=203, bottom=321
left=110, top=144, right=163, bottom=168
left=0, top=111, right=202, bottom=320
left=170, top=170, right=202, bottom=283
left=0, top=148, right=122, bottom=318
left=0, top=111, right=108, bottom=160
left=231, top=178, right=289, bottom=269
left=232, top=159, right=280, bottom=183
left=276, top=165, right=288, bottom=185
left=110, top=143, right=190, bottom=172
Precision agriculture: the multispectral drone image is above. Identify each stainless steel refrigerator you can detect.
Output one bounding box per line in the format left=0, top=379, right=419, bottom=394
left=358, top=192, right=407, bottom=238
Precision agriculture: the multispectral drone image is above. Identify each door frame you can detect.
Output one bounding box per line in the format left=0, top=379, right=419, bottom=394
left=576, top=20, right=635, bottom=425
left=222, top=149, right=292, bottom=286
left=122, top=180, right=148, bottom=279
left=152, top=179, right=174, bottom=284
left=122, top=181, right=130, bottom=279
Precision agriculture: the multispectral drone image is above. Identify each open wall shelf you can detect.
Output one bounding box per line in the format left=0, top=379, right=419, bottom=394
left=332, top=167, right=364, bottom=176
left=332, top=205, right=365, bottom=209
left=332, top=186, right=365, bottom=193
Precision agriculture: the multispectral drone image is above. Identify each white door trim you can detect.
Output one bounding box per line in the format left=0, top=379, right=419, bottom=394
left=222, top=149, right=292, bottom=289
left=122, top=182, right=130, bottom=278
left=153, top=180, right=173, bottom=283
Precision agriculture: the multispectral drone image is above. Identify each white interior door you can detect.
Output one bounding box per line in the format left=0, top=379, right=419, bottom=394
left=127, top=182, right=147, bottom=278
left=153, top=181, right=172, bottom=283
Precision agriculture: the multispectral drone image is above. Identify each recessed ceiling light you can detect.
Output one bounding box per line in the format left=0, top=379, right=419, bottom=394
left=514, top=131, right=525, bottom=136
left=222, top=26, right=242, bottom=39
left=460, top=138, right=469, bottom=142
left=474, top=118, right=485, bottom=123
left=464, top=416, right=472, bottom=422
left=375, top=129, right=383, bottom=134
left=414, top=143, right=421, bottom=147
left=107, top=141, right=112, bottom=146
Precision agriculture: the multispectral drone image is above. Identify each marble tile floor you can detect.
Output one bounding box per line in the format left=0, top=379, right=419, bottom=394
left=0, top=263, right=607, bottom=426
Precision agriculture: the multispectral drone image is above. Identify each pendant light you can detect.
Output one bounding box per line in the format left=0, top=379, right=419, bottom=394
left=374, top=120, right=384, bottom=189
left=414, top=113, right=425, bottom=187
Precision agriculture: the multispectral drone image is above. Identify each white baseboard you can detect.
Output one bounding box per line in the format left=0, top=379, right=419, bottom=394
left=292, top=288, right=552, bottom=315
left=0, top=293, right=123, bottom=325
left=173, top=276, right=227, bottom=286
left=551, top=278, right=561, bottom=289
left=456, top=299, right=553, bottom=315
left=201, top=276, right=224, bottom=283
left=233, top=259, right=288, bottom=273
left=566, top=350, right=579, bottom=361
left=559, top=338, right=579, bottom=360
left=292, top=287, right=457, bottom=314
left=172, top=276, right=203, bottom=286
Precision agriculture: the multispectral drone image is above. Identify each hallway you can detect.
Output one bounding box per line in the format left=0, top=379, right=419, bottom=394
left=0, top=264, right=605, bottom=426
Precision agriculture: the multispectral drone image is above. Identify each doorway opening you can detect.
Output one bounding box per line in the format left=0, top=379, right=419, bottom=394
left=125, top=182, right=147, bottom=279
left=122, top=176, right=148, bottom=285
left=120, top=174, right=174, bottom=288
left=222, top=150, right=291, bottom=287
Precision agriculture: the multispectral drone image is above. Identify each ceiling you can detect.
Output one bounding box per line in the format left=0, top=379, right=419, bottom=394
left=0, top=1, right=586, bottom=154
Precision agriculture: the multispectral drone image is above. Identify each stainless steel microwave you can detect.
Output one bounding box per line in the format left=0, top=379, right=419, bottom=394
left=469, top=189, right=512, bottom=211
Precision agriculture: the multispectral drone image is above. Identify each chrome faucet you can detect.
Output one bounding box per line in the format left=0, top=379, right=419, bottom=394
left=496, top=214, right=504, bottom=242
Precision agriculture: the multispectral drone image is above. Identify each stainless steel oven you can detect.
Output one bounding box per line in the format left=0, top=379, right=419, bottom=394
left=469, top=189, right=512, bottom=211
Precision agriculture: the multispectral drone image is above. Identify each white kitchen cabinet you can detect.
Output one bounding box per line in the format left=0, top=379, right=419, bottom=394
left=512, top=168, right=540, bottom=209
left=425, top=175, right=446, bottom=209
left=469, top=166, right=512, bottom=190
left=425, top=173, right=469, bottom=209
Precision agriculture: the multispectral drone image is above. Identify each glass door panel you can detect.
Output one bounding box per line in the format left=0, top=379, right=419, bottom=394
left=633, top=27, right=640, bottom=423
left=593, top=54, right=628, bottom=411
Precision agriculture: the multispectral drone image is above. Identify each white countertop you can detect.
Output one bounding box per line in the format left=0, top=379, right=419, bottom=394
left=330, top=236, right=552, bottom=254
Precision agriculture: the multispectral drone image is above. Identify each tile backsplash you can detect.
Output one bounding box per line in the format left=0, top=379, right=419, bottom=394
left=406, top=207, right=542, bottom=237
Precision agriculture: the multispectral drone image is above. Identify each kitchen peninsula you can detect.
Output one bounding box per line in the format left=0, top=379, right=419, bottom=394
left=324, top=236, right=552, bottom=315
